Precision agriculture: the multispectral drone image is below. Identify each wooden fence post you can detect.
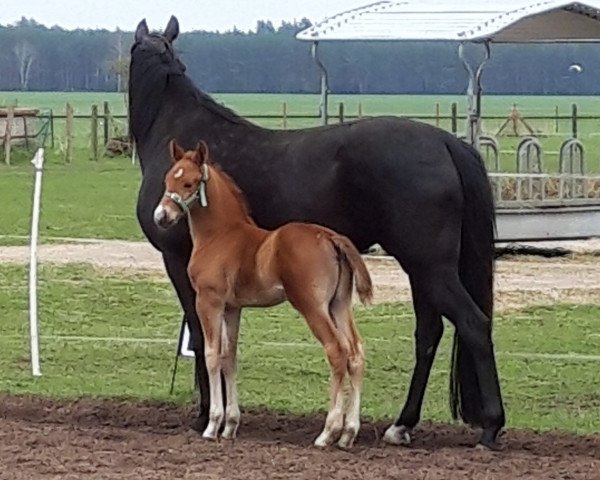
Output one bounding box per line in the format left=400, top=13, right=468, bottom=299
left=451, top=102, right=458, bottom=135
left=65, top=103, right=73, bottom=164
left=554, top=105, right=559, bottom=134
left=571, top=103, right=578, bottom=139
left=338, top=102, right=344, bottom=123
left=435, top=102, right=440, bottom=128
left=91, top=104, right=98, bottom=161
left=23, top=115, right=30, bottom=150
left=4, top=106, right=14, bottom=165
left=103, top=101, right=110, bottom=146
left=282, top=102, right=287, bottom=129
left=49, top=110, right=55, bottom=149
left=358, top=102, right=363, bottom=118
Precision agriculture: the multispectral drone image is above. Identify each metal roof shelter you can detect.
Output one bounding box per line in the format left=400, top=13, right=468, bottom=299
left=296, top=1, right=600, bottom=43
left=296, top=1, right=600, bottom=147
left=296, top=1, right=600, bottom=241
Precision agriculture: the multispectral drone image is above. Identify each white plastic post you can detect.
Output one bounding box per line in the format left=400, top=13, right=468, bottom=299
left=131, top=141, right=137, bottom=166
left=180, top=324, right=195, bottom=358
left=29, top=148, right=44, bottom=377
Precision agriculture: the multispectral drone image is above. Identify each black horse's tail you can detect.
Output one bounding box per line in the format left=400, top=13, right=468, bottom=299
left=446, top=138, right=496, bottom=427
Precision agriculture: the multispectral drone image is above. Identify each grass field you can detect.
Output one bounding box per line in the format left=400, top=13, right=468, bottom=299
left=6, top=91, right=600, bottom=117
left=0, top=159, right=142, bottom=242
left=2, top=91, right=600, bottom=172
left=0, top=263, right=599, bottom=433
left=3, top=90, right=600, bottom=140
left=1, top=91, right=600, bottom=246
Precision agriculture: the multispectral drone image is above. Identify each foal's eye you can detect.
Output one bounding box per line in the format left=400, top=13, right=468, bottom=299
left=184, top=182, right=192, bottom=189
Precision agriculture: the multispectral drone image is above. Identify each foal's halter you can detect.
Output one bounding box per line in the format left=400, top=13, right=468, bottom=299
left=164, top=163, right=210, bottom=214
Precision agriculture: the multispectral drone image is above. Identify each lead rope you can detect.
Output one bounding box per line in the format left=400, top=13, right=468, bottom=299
left=198, top=163, right=209, bottom=207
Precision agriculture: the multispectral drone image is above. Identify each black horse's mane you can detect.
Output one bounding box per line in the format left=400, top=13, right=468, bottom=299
left=193, top=88, right=254, bottom=127
left=129, top=36, right=254, bottom=142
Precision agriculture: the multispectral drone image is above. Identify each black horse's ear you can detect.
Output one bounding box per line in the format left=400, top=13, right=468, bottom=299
left=135, top=19, right=149, bottom=43
left=195, top=141, right=209, bottom=165
left=169, top=139, right=185, bottom=163
left=164, top=15, right=179, bottom=42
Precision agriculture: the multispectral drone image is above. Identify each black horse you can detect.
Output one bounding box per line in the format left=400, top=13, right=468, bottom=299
left=129, top=16, right=505, bottom=449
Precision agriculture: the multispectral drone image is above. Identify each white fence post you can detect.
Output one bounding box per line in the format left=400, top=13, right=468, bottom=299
left=180, top=323, right=195, bottom=358
left=29, top=148, right=45, bottom=377
left=131, top=140, right=137, bottom=166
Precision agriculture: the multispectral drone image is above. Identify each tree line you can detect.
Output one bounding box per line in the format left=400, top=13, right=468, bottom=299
left=0, top=17, right=598, bottom=95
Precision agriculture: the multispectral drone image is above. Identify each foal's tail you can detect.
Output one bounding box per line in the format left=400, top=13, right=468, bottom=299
left=330, top=235, right=373, bottom=305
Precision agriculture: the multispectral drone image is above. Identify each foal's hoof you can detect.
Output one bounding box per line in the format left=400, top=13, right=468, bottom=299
left=382, top=425, right=412, bottom=446
left=337, top=429, right=358, bottom=450
left=476, top=427, right=505, bottom=451
left=314, top=437, right=332, bottom=448
left=202, top=425, right=220, bottom=441
left=314, top=431, right=336, bottom=448
left=221, top=423, right=239, bottom=440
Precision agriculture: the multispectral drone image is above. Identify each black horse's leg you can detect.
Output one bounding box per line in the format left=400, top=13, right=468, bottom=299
left=162, top=252, right=210, bottom=432
left=430, top=268, right=505, bottom=448
left=383, top=274, right=444, bottom=445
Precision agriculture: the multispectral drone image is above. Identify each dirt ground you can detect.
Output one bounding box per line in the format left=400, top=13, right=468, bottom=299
left=1, top=240, right=599, bottom=478
left=1, top=239, right=600, bottom=311
left=0, top=396, right=598, bottom=480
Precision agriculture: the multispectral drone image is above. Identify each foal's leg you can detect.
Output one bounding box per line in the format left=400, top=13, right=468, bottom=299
left=221, top=307, right=241, bottom=439
left=196, top=291, right=226, bottom=440
left=292, top=302, right=349, bottom=447
left=314, top=319, right=349, bottom=449
left=337, top=310, right=365, bottom=450
left=280, top=240, right=351, bottom=447
left=329, top=281, right=365, bottom=449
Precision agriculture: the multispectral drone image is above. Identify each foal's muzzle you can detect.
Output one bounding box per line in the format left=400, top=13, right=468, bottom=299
left=153, top=201, right=180, bottom=229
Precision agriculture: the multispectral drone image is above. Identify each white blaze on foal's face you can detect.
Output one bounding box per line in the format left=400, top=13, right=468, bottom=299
left=153, top=196, right=181, bottom=227
left=166, top=160, right=202, bottom=199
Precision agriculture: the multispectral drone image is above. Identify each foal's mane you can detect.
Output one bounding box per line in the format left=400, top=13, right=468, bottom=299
left=210, top=163, right=256, bottom=225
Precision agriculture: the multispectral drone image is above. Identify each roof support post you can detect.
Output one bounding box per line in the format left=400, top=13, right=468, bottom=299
left=459, top=41, right=490, bottom=151
left=312, top=41, right=329, bottom=126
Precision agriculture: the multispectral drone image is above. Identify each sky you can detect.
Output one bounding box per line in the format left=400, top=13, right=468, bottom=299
left=0, top=0, right=371, bottom=32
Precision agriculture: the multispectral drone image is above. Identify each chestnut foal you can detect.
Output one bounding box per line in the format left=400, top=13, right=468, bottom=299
left=154, top=140, right=372, bottom=449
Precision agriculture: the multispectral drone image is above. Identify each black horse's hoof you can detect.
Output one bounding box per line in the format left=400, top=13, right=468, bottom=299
left=382, top=424, right=413, bottom=446
left=477, top=427, right=504, bottom=451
